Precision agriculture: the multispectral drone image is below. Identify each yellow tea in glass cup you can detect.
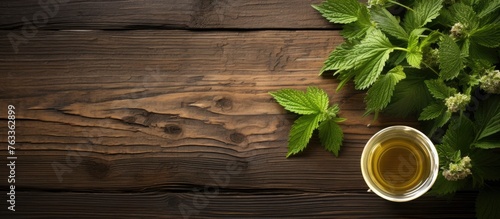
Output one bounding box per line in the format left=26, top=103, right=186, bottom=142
left=361, top=126, right=439, bottom=202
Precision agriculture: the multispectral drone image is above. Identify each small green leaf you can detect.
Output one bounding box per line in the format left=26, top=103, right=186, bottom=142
left=370, top=6, right=408, bottom=41
left=430, top=173, right=468, bottom=196
left=470, top=149, right=500, bottom=186
left=312, top=0, right=363, bottom=24
left=471, top=23, right=500, bottom=48
left=425, top=79, right=456, bottom=99
left=476, top=187, right=500, bottom=219
left=477, top=0, right=500, bottom=18
left=351, top=29, right=395, bottom=89
left=439, top=35, right=464, bottom=80
left=403, top=0, right=444, bottom=32
left=442, top=115, right=475, bottom=154
left=385, top=70, right=434, bottom=117
left=320, top=42, right=355, bottom=75
left=287, top=114, right=323, bottom=157
left=475, top=95, right=500, bottom=140
left=406, top=28, right=426, bottom=68
left=270, top=87, right=329, bottom=115
left=365, top=66, right=406, bottom=114
left=419, top=102, right=445, bottom=121
left=474, top=139, right=500, bottom=149
left=340, top=6, right=373, bottom=40
left=318, top=119, right=344, bottom=156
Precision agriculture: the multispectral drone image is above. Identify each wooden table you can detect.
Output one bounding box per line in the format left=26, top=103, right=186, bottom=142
left=0, top=0, right=476, bottom=218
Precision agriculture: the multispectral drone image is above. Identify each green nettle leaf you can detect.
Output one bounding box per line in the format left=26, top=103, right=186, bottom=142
left=312, top=0, right=363, bottom=24
left=476, top=187, right=500, bottom=219
left=352, top=29, right=395, bottom=89
left=370, top=6, right=408, bottom=41
left=430, top=173, right=468, bottom=196
left=477, top=0, right=500, bottom=18
left=365, top=66, right=406, bottom=114
left=270, top=89, right=324, bottom=115
left=320, top=42, right=355, bottom=75
left=442, top=115, right=475, bottom=154
left=318, top=119, right=344, bottom=156
left=474, top=135, right=500, bottom=149
left=287, top=114, right=323, bottom=157
left=419, top=102, right=445, bottom=121
left=406, top=28, right=426, bottom=68
left=446, top=3, right=480, bottom=30
left=470, top=149, right=500, bottom=186
left=403, top=0, right=444, bottom=32
left=425, top=79, right=456, bottom=99
left=385, top=70, right=434, bottom=117
left=475, top=95, right=500, bottom=141
left=270, top=87, right=346, bottom=157
left=439, top=35, right=464, bottom=80
left=305, top=86, right=330, bottom=112
left=471, top=23, right=500, bottom=48
left=341, top=6, right=373, bottom=40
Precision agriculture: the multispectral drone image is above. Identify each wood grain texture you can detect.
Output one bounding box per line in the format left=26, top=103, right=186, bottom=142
left=0, top=30, right=414, bottom=193
left=5, top=191, right=476, bottom=218
left=0, top=0, right=333, bottom=30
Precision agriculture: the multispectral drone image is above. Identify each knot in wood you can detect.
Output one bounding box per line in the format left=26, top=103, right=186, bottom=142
left=214, top=96, right=233, bottom=110
left=164, top=125, right=182, bottom=135
left=230, top=132, right=245, bottom=144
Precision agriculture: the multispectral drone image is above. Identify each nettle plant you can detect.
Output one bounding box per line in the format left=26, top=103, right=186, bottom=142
left=271, top=0, right=500, bottom=218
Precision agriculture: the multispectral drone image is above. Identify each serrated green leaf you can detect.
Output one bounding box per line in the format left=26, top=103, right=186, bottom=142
left=419, top=102, right=445, bottom=121
left=470, top=149, right=500, bottom=186
left=287, top=114, right=323, bottom=157
left=420, top=31, right=441, bottom=49
left=442, top=115, right=475, bottom=154
left=430, top=173, right=468, bottom=196
left=403, top=0, right=444, bottom=32
left=439, top=35, right=464, bottom=80
left=406, top=28, right=426, bottom=68
left=385, top=69, right=434, bottom=117
left=474, top=137, right=500, bottom=149
left=320, top=42, right=355, bottom=74
left=446, top=3, right=480, bottom=30
left=431, top=110, right=452, bottom=134
left=471, top=23, right=500, bottom=48
left=305, top=86, right=329, bottom=113
left=436, top=143, right=456, bottom=167
left=326, top=104, right=340, bottom=118
left=477, top=0, right=500, bottom=18
left=318, top=119, right=344, bottom=156
left=425, top=79, right=456, bottom=99
left=365, top=66, right=406, bottom=114
left=312, top=0, right=363, bottom=24
left=370, top=6, right=408, bottom=41
left=351, top=29, right=395, bottom=89
left=476, top=187, right=500, bottom=219
left=341, top=6, right=373, bottom=40
left=475, top=95, right=500, bottom=140
left=270, top=88, right=325, bottom=115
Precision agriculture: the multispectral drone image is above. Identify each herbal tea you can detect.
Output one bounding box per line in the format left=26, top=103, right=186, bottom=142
left=367, top=138, right=431, bottom=195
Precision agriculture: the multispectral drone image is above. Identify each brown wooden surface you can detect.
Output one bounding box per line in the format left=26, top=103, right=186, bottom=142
left=0, top=0, right=475, bottom=218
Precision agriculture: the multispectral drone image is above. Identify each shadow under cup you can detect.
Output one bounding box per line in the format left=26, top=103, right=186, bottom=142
left=361, top=126, right=439, bottom=202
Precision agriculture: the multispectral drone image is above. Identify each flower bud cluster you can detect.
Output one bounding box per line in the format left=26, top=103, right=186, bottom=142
left=442, top=156, right=472, bottom=181
left=445, top=93, right=470, bottom=112
left=480, top=69, right=500, bottom=94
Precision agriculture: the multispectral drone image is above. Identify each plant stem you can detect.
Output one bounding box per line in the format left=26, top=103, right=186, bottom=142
left=422, top=61, right=439, bottom=75
left=388, top=0, right=414, bottom=12
left=393, top=47, right=409, bottom=52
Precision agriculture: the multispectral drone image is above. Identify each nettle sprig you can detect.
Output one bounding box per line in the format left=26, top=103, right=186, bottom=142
left=311, top=0, right=500, bottom=218
left=270, top=87, right=345, bottom=157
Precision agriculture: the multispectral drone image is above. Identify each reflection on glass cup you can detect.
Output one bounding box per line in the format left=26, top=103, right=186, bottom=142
left=360, top=126, right=439, bottom=202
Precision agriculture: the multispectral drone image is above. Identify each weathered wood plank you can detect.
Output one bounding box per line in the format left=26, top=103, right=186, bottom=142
left=0, top=30, right=416, bottom=191
left=0, top=0, right=333, bottom=30
left=2, top=191, right=476, bottom=218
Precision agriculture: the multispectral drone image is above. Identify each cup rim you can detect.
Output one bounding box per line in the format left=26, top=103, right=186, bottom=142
left=360, top=125, right=439, bottom=202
